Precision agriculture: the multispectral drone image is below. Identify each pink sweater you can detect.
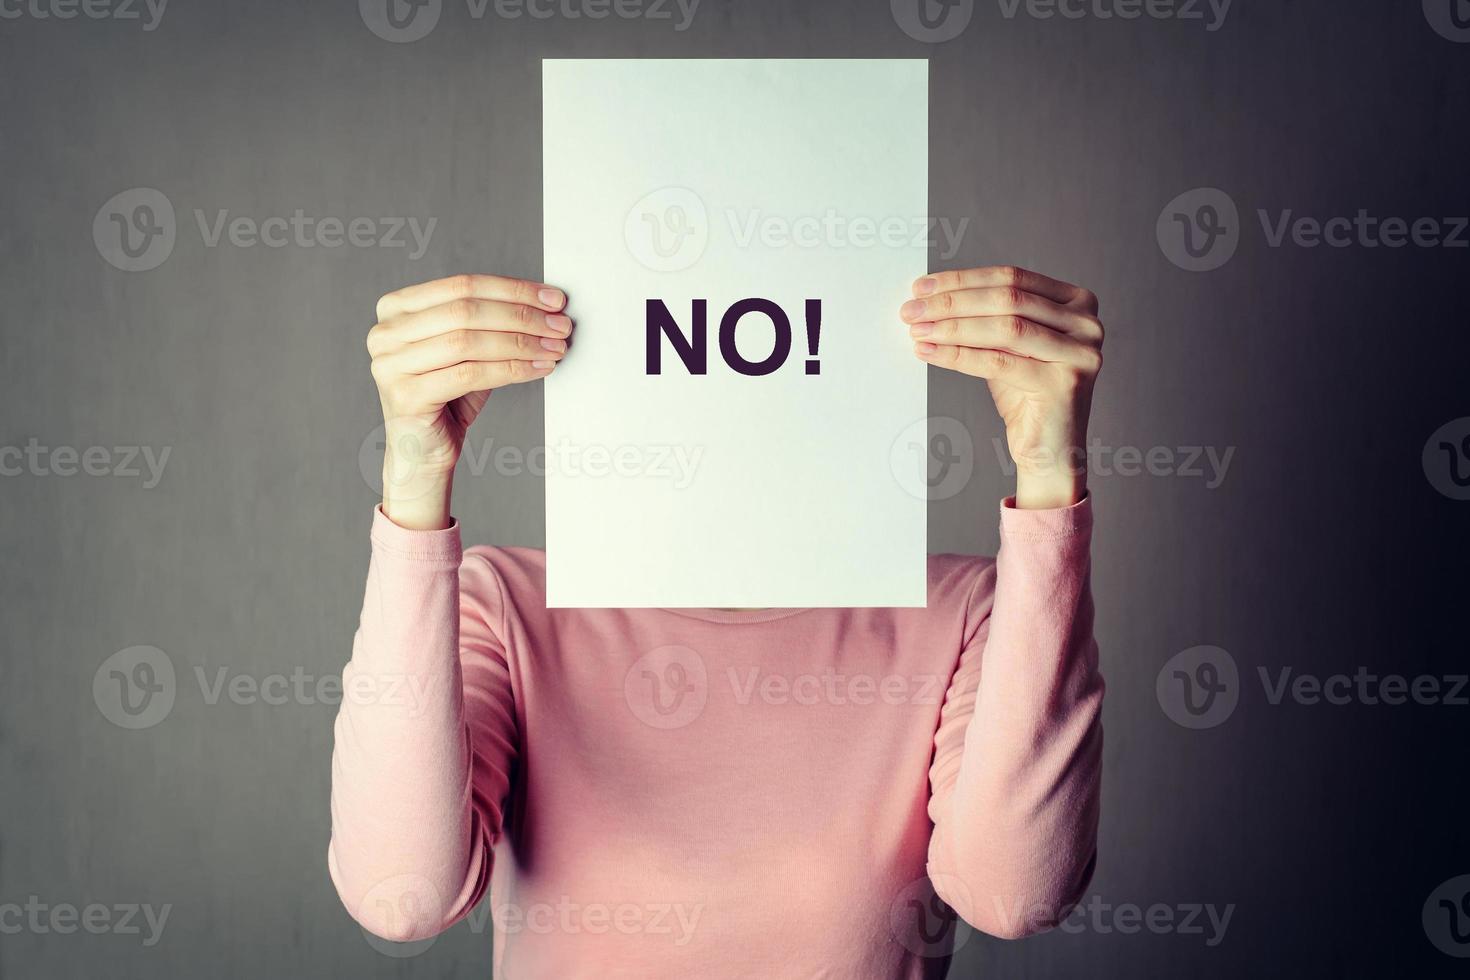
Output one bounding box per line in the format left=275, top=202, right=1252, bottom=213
left=328, top=498, right=1103, bottom=978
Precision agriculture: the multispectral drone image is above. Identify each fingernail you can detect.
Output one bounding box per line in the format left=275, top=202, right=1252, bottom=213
left=532, top=360, right=555, bottom=369
left=900, top=299, right=926, bottom=320
left=915, top=342, right=938, bottom=355
left=546, top=314, right=573, bottom=335
left=914, top=277, right=937, bottom=296
left=909, top=322, right=933, bottom=337
left=538, top=287, right=565, bottom=308
left=540, top=337, right=566, bottom=352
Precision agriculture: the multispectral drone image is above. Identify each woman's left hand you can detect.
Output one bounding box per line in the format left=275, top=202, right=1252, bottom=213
left=900, top=265, right=1105, bottom=510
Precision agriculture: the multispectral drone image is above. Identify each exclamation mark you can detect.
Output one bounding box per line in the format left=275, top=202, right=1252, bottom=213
left=804, top=299, right=821, bottom=375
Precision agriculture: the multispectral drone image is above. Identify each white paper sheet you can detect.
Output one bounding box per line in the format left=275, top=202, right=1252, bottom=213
left=543, top=59, right=928, bottom=608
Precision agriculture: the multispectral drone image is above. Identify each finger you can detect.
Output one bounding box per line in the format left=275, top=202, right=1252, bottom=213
left=377, top=330, right=568, bottom=376
left=914, top=265, right=1096, bottom=313
left=910, top=316, right=1095, bottom=367
left=377, top=274, right=566, bottom=321
left=902, top=286, right=1102, bottom=341
left=913, top=343, right=1050, bottom=388
left=370, top=299, right=574, bottom=354
left=406, top=359, right=556, bottom=407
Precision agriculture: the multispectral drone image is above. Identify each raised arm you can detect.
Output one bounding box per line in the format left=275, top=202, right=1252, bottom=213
left=328, top=273, right=573, bottom=939
left=902, top=265, right=1107, bottom=937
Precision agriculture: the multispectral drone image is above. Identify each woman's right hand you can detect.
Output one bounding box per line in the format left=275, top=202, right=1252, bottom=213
left=367, top=274, right=573, bottom=530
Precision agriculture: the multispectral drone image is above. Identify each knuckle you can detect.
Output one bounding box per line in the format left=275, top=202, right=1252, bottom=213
left=449, top=297, right=478, bottom=324
left=1001, top=286, right=1026, bottom=309
left=449, top=273, right=479, bottom=298
left=444, top=328, right=473, bottom=354
left=1077, top=289, right=1100, bottom=314
left=453, top=360, right=481, bottom=386
left=505, top=360, right=530, bottom=381
left=374, top=290, right=400, bottom=321
left=1005, top=315, right=1029, bottom=341
left=996, top=264, right=1024, bottom=287
left=515, top=303, right=534, bottom=326
left=986, top=350, right=1013, bottom=374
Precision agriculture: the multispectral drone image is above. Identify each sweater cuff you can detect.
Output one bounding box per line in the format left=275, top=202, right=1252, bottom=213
left=370, top=504, right=463, bottom=565
left=999, top=493, right=1093, bottom=541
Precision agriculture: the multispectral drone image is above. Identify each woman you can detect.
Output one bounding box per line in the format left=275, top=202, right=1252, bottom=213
left=328, top=265, right=1106, bottom=978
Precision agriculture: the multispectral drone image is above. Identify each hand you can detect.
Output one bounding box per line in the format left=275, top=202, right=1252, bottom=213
left=367, top=274, right=573, bottom=529
left=900, top=266, right=1104, bottom=510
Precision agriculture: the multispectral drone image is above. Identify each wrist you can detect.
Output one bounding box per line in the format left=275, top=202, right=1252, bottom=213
left=1014, top=457, right=1088, bottom=510
left=381, top=465, right=454, bottom=531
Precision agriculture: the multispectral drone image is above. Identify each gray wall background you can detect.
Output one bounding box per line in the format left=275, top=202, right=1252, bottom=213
left=2, top=0, right=1468, bottom=977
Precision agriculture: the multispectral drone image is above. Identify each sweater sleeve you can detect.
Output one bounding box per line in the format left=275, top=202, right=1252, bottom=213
left=926, top=496, right=1104, bottom=940
left=327, top=507, right=518, bottom=942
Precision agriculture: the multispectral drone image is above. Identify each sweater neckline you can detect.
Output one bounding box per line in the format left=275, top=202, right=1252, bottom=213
left=655, top=606, right=817, bottom=624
